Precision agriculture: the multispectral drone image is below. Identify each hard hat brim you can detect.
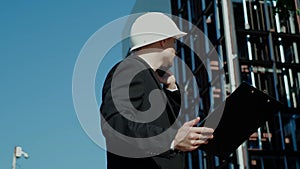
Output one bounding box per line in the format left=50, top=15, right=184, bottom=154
left=129, top=31, right=187, bottom=52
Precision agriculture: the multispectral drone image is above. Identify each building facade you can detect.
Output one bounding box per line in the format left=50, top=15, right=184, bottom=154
left=170, top=0, right=300, bottom=168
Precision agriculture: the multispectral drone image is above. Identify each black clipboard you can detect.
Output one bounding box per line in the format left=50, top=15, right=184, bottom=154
left=198, top=82, right=284, bottom=159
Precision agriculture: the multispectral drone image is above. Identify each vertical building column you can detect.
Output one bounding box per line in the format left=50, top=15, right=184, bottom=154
left=221, top=0, right=240, bottom=92
left=221, top=0, right=249, bottom=168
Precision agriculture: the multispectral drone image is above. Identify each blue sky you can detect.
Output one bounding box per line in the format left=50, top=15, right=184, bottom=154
left=0, top=1, right=138, bottom=169
left=0, top=0, right=176, bottom=169
left=0, top=0, right=174, bottom=168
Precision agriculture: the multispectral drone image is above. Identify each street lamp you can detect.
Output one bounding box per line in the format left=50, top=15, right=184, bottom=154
left=12, top=146, right=29, bottom=169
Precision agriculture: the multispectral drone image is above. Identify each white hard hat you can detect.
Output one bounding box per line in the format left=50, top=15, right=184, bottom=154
left=129, top=12, right=187, bottom=52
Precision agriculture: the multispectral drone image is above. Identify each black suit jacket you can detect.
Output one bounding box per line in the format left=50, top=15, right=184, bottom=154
left=100, top=55, right=186, bottom=169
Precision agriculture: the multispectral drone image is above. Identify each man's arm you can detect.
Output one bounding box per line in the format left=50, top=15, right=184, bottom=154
left=100, top=66, right=178, bottom=157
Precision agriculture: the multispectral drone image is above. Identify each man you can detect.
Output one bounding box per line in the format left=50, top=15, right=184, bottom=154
left=100, top=12, right=214, bottom=169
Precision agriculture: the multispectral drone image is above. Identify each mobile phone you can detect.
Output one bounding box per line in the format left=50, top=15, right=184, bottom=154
left=156, top=66, right=169, bottom=77
left=156, top=69, right=166, bottom=77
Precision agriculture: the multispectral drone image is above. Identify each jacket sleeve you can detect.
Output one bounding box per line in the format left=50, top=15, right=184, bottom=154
left=163, top=85, right=182, bottom=118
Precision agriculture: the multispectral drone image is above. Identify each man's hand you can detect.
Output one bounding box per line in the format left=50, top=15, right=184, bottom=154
left=173, top=117, right=214, bottom=152
left=155, top=70, right=177, bottom=90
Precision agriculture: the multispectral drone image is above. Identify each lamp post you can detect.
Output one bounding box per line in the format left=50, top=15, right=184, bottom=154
left=12, top=146, right=29, bottom=169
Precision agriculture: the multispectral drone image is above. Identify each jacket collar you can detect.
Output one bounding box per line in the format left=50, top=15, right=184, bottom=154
left=128, top=54, right=163, bottom=90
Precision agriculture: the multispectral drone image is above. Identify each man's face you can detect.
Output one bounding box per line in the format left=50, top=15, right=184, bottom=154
left=161, top=38, right=176, bottom=69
